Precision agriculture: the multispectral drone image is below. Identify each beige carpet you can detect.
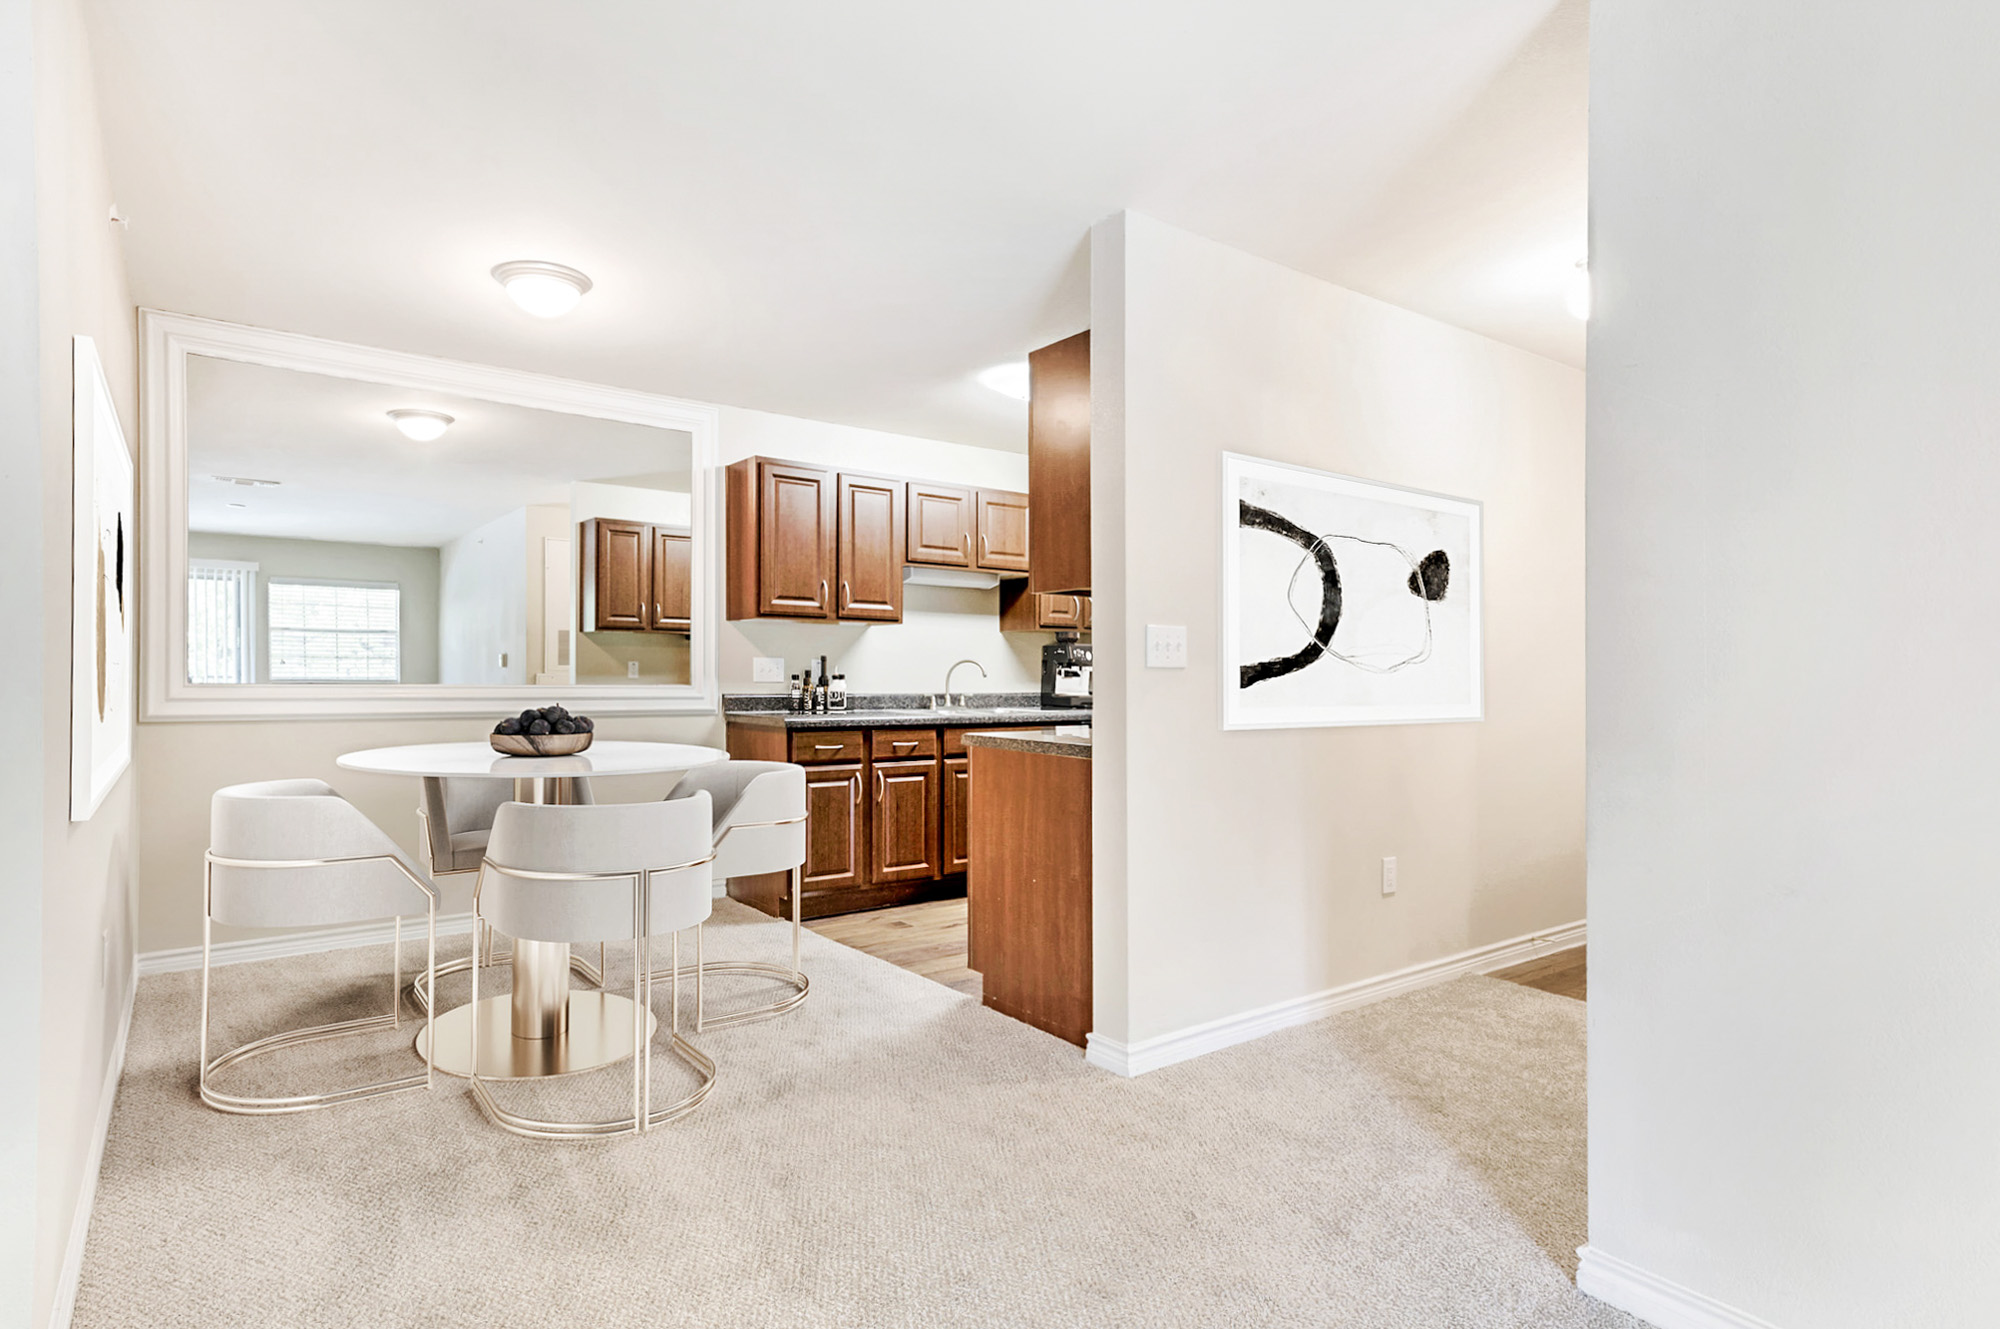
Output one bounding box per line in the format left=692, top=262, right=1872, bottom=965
left=75, top=901, right=1646, bottom=1328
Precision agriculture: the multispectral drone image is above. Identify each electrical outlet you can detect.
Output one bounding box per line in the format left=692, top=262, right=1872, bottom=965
left=627, top=660, right=640, bottom=679
left=496, top=652, right=508, bottom=669
left=1145, top=624, right=1188, bottom=669
left=1381, top=856, right=1398, bottom=896
left=752, top=656, right=785, bottom=683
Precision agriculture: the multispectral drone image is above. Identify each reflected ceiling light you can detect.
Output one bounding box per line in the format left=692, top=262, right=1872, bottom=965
left=1566, top=260, right=1592, bottom=321
left=491, top=259, right=593, bottom=317
left=387, top=408, right=455, bottom=442
left=213, top=474, right=280, bottom=487
left=977, top=361, right=1031, bottom=401
left=227, top=501, right=247, bottom=509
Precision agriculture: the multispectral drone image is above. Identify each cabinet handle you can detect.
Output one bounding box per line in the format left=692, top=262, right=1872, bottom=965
left=852, top=774, right=861, bottom=806
left=876, top=769, right=887, bottom=801
left=841, top=580, right=850, bottom=609
left=979, top=533, right=989, bottom=561
left=821, top=578, right=829, bottom=609
left=892, top=740, right=918, bottom=750
left=962, top=532, right=971, bottom=562
left=814, top=743, right=844, bottom=753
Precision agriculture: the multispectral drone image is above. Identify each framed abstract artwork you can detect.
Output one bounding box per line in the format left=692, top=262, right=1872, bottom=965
left=1221, top=452, right=1482, bottom=730
left=72, top=335, right=135, bottom=820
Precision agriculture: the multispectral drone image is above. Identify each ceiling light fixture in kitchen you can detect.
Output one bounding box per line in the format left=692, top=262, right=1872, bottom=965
left=492, top=260, right=593, bottom=318
left=387, top=409, right=455, bottom=442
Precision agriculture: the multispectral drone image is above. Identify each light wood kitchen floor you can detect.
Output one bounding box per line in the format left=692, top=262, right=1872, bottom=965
left=811, top=901, right=1584, bottom=1005
left=806, top=897, right=981, bottom=998
left=1490, top=946, right=1587, bottom=1001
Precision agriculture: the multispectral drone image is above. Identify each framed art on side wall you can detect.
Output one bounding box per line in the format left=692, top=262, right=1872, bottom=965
left=1222, top=452, right=1482, bottom=730
left=72, top=335, right=135, bottom=820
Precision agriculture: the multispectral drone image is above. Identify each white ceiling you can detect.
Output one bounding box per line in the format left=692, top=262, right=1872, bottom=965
left=87, top=0, right=1586, bottom=453
left=186, top=355, right=690, bottom=547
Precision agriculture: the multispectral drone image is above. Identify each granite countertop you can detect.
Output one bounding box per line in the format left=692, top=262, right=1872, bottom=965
left=724, top=692, right=1091, bottom=731
left=961, top=726, right=1094, bottom=757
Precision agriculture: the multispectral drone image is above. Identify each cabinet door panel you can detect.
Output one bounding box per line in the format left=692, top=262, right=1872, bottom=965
left=943, top=755, right=971, bottom=875
left=758, top=461, right=835, bottom=618
left=975, top=489, right=1032, bottom=572
left=870, top=758, right=940, bottom=884
left=837, top=473, right=904, bottom=621
left=804, top=763, right=865, bottom=890
left=1039, top=593, right=1084, bottom=629
left=588, top=518, right=651, bottom=630
left=907, top=482, right=974, bottom=567
left=652, top=528, right=691, bottom=631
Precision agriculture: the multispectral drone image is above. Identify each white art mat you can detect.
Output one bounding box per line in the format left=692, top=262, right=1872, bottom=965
left=1222, top=452, right=1481, bottom=729
left=72, top=335, right=135, bottom=819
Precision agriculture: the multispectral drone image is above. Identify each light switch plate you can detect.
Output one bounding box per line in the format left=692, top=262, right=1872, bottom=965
left=627, top=661, right=640, bottom=679
left=752, top=656, right=785, bottom=683
left=1382, top=856, right=1398, bottom=896
left=1145, top=624, right=1188, bottom=669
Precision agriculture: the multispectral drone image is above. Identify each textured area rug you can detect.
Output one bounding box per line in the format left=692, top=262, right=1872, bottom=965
left=75, top=901, right=1644, bottom=1328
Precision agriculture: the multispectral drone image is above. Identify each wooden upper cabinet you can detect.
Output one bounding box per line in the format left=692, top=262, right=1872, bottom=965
left=581, top=518, right=651, bottom=631
left=652, top=528, right=691, bottom=632
left=998, top=580, right=1090, bottom=633
left=907, top=482, right=975, bottom=567
left=1028, top=331, right=1090, bottom=595
left=727, top=458, right=835, bottom=620
left=975, top=489, right=1031, bottom=572
left=836, top=473, right=904, bottom=621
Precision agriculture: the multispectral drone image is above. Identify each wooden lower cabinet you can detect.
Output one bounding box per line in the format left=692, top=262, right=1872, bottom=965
left=725, top=717, right=1073, bottom=919
left=871, top=758, right=940, bottom=883
left=943, top=755, right=971, bottom=874
left=803, top=763, right=866, bottom=892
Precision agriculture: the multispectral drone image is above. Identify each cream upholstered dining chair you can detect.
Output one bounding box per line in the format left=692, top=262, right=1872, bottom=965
left=469, top=796, right=717, bottom=1140
left=659, top=761, right=809, bottom=1028
left=201, top=779, right=438, bottom=1115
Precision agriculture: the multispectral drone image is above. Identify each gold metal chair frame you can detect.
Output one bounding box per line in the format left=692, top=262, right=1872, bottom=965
left=467, top=849, right=718, bottom=1141
left=199, top=851, right=438, bottom=1115
left=648, top=813, right=811, bottom=1031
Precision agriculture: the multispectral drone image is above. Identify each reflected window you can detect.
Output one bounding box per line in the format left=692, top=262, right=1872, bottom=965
left=268, top=579, right=401, bottom=682
left=187, top=559, right=256, bottom=684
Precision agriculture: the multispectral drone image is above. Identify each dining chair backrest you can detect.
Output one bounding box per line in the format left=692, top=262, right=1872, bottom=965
left=420, top=777, right=511, bottom=872
left=479, top=796, right=714, bottom=946
left=209, top=779, right=433, bottom=930
left=666, top=761, right=807, bottom=878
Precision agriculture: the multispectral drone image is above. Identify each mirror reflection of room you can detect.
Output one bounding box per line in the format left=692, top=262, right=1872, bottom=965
left=182, top=355, right=694, bottom=688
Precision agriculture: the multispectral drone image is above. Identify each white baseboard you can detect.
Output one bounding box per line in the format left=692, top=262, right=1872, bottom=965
left=47, top=969, right=137, bottom=1329
left=1083, top=919, right=1585, bottom=1077
left=1577, top=1246, right=1784, bottom=1329
left=138, top=884, right=732, bottom=976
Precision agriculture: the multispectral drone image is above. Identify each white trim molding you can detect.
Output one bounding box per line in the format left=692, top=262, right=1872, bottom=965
left=138, top=309, right=724, bottom=721
left=1576, top=1247, right=1786, bottom=1329
left=1083, top=919, right=1585, bottom=1077
left=49, top=970, right=136, bottom=1329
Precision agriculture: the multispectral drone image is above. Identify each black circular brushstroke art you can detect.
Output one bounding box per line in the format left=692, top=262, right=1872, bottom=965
left=1238, top=499, right=1341, bottom=688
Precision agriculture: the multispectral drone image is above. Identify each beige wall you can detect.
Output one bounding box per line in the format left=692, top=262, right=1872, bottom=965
left=32, top=0, right=140, bottom=1321
left=1092, top=212, right=1584, bottom=1045
left=134, top=407, right=1037, bottom=954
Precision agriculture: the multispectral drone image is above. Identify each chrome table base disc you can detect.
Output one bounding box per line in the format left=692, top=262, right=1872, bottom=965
left=416, top=992, right=659, bottom=1080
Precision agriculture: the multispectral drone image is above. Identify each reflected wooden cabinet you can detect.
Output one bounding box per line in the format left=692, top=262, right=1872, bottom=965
left=1028, top=330, right=1090, bottom=595
left=581, top=518, right=690, bottom=634
left=836, top=473, right=904, bottom=621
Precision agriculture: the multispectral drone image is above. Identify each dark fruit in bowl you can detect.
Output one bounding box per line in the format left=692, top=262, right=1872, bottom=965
left=491, top=704, right=595, bottom=754
left=494, top=717, right=521, bottom=736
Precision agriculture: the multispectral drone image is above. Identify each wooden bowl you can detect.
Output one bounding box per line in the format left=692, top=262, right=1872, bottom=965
left=489, top=731, right=594, bottom=757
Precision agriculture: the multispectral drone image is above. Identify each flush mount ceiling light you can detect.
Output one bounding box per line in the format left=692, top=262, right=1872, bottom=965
left=491, top=260, right=593, bottom=317
left=1566, top=259, right=1592, bottom=321
left=387, top=408, right=455, bottom=442
left=977, top=361, right=1032, bottom=401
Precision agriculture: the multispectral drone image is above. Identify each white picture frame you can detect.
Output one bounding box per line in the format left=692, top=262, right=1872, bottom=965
left=1221, top=452, right=1483, bottom=730
left=72, top=336, right=136, bottom=819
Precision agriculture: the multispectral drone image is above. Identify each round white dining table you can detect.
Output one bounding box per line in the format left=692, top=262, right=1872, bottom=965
left=336, top=739, right=727, bottom=1082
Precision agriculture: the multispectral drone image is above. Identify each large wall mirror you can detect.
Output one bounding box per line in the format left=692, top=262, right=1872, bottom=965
left=141, top=310, right=720, bottom=719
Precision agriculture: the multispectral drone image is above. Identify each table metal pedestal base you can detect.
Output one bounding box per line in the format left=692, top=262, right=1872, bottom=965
left=416, top=992, right=659, bottom=1080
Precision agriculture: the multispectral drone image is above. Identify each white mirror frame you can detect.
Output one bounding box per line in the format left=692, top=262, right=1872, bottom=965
left=140, top=309, right=722, bottom=721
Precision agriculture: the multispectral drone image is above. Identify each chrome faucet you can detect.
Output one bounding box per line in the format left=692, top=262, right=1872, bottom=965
left=938, top=658, right=987, bottom=708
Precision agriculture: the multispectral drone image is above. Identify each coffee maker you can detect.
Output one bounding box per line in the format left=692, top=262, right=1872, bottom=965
left=1040, top=633, right=1093, bottom=709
